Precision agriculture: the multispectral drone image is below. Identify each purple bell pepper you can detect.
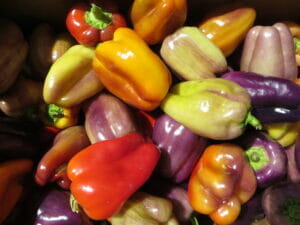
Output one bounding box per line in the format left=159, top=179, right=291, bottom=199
left=262, top=182, right=300, bottom=225
left=237, top=131, right=287, bottom=188
left=152, top=114, right=207, bottom=183
left=34, top=189, right=91, bottom=225
left=221, top=71, right=300, bottom=108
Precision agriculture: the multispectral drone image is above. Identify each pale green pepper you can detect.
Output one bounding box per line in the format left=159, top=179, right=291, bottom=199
left=161, top=78, right=261, bottom=140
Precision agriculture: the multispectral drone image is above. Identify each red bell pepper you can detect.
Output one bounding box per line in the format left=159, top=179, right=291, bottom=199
left=66, top=0, right=127, bottom=46
left=67, top=132, right=160, bottom=220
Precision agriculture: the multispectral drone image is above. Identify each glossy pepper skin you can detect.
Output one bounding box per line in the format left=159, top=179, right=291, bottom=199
left=34, top=189, right=92, bottom=225
left=35, top=126, right=90, bottom=190
left=160, top=78, right=261, bottom=140
left=84, top=93, right=139, bottom=144
left=67, top=133, right=160, bottom=220
left=93, top=27, right=172, bottom=111
left=0, top=159, right=33, bottom=224
left=43, top=45, right=104, bottom=108
left=237, top=131, right=287, bottom=188
left=152, top=114, right=207, bottom=183
left=160, top=26, right=227, bottom=81
left=110, top=192, right=179, bottom=225
left=0, top=19, right=28, bottom=94
left=221, top=71, right=300, bottom=108
left=199, top=5, right=256, bottom=56
left=66, top=0, right=127, bottom=46
left=130, top=0, right=187, bottom=45
left=262, top=182, right=300, bottom=225
left=188, top=143, right=257, bottom=225
left=241, top=23, right=297, bottom=80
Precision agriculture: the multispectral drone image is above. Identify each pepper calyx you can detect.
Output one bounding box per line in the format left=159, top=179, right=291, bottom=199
left=85, top=4, right=112, bottom=30
left=245, top=146, right=269, bottom=171
left=244, top=111, right=262, bottom=130
left=70, top=194, right=80, bottom=213
left=47, top=104, right=64, bottom=123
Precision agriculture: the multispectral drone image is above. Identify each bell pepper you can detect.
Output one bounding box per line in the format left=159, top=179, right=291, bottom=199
left=264, top=122, right=300, bottom=147
left=237, top=131, right=287, bottom=188
left=28, top=23, right=76, bottom=80
left=35, top=126, right=90, bottom=189
left=110, top=192, right=179, bottom=225
left=34, top=189, right=92, bottom=225
left=39, top=103, right=80, bottom=129
left=130, top=0, right=187, bottom=45
left=152, top=114, right=207, bottom=183
left=43, top=44, right=104, bottom=107
left=66, top=0, right=127, bottom=46
left=286, top=139, right=300, bottom=183
left=0, top=77, right=43, bottom=118
left=188, top=143, right=257, bottom=225
left=282, top=21, right=300, bottom=66
left=0, top=115, right=40, bottom=160
left=240, top=22, right=297, bottom=80
left=0, top=19, right=28, bottom=94
left=199, top=4, right=256, bottom=56
left=84, top=92, right=139, bottom=144
left=262, top=182, right=300, bottom=225
left=160, top=26, right=227, bottom=80
left=67, top=132, right=160, bottom=220
left=93, top=27, right=172, bottom=111
left=160, top=78, right=261, bottom=140
left=0, top=158, right=33, bottom=223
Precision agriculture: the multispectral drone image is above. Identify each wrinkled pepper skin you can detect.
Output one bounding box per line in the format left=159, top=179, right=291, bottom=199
left=152, top=114, right=207, bottom=183
left=160, top=26, right=227, bottom=81
left=93, top=28, right=172, bottom=111
left=221, top=71, right=300, bottom=108
left=34, top=189, right=92, bottom=225
left=67, top=133, right=160, bottom=220
left=0, top=115, right=40, bottom=160
left=43, top=45, right=104, bottom=108
left=237, top=131, right=287, bottom=188
left=264, top=122, right=300, bottom=147
left=188, top=143, right=257, bottom=225
left=130, top=0, right=187, bottom=45
left=262, top=182, right=300, bottom=225
left=0, top=19, right=28, bottom=94
left=160, top=78, right=260, bottom=140
left=241, top=23, right=297, bottom=80
left=0, top=77, right=43, bottom=118
left=35, top=126, right=90, bottom=190
left=66, top=0, right=127, bottom=46
left=84, top=93, right=139, bottom=144
left=28, top=23, right=76, bottom=80
left=110, top=192, right=179, bottom=225
left=0, top=159, right=33, bottom=224
left=199, top=5, right=256, bottom=56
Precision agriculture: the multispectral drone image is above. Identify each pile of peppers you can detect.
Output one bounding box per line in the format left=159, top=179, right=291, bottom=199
left=1, top=1, right=300, bottom=225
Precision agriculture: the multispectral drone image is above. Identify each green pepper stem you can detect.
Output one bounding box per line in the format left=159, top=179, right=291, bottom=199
left=85, top=4, right=112, bottom=30
left=294, top=37, right=300, bottom=53
left=47, top=104, right=64, bottom=123
left=70, top=194, right=80, bottom=213
left=244, top=111, right=262, bottom=130
left=245, top=147, right=269, bottom=171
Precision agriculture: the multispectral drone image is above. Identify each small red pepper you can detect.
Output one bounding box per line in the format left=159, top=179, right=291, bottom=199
left=67, top=132, right=160, bottom=220
left=66, top=0, right=127, bottom=46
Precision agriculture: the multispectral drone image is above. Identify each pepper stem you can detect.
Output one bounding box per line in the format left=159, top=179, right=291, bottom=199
left=85, top=4, right=112, bottom=30
left=294, top=37, right=300, bottom=53
left=70, top=194, right=80, bottom=213
left=245, top=147, right=269, bottom=171
left=47, top=104, right=64, bottom=123
left=244, top=111, right=262, bottom=130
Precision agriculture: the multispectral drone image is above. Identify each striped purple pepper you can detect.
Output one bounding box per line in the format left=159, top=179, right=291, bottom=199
left=152, top=114, right=207, bottom=183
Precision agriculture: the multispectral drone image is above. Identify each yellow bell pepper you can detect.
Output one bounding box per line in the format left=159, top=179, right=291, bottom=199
left=130, top=0, right=187, bottom=45
left=264, top=122, right=300, bottom=147
left=93, top=27, right=172, bottom=111
left=199, top=5, right=256, bottom=56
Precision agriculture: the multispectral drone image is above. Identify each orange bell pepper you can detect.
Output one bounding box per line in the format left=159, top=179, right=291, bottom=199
left=93, top=27, right=172, bottom=111
left=130, top=0, right=187, bottom=45
left=0, top=159, right=33, bottom=223
left=199, top=5, right=256, bottom=56
left=188, top=143, right=257, bottom=225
